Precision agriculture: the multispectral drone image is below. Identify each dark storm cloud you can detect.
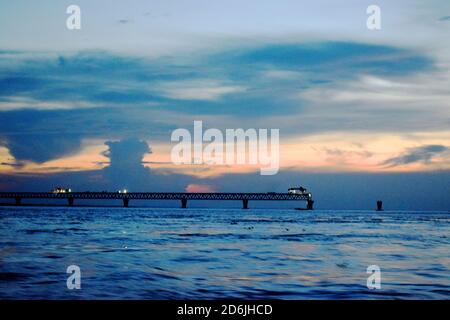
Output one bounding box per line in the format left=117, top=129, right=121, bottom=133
left=102, top=138, right=152, bottom=189
left=0, top=109, right=82, bottom=163
left=2, top=134, right=82, bottom=163
left=104, top=138, right=151, bottom=169
left=383, top=145, right=449, bottom=167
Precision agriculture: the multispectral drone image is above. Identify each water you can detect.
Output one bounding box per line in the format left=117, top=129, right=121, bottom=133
left=0, top=206, right=449, bottom=299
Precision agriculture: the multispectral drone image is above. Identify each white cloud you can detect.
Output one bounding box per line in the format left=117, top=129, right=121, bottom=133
left=299, top=72, right=450, bottom=114
left=0, top=96, right=98, bottom=111
left=156, top=80, right=247, bottom=101
left=262, top=69, right=303, bottom=80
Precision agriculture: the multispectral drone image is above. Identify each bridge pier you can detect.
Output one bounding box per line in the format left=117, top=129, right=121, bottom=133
left=307, top=199, right=314, bottom=210
left=123, top=198, right=129, bottom=207
left=181, top=198, right=187, bottom=208
left=15, top=197, right=21, bottom=206
left=68, top=197, right=74, bottom=206
left=242, top=199, right=249, bottom=209
left=377, top=200, right=383, bottom=211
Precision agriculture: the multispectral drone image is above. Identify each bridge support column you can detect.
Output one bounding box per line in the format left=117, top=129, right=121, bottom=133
left=307, top=199, right=314, bottom=210
left=123, top=198, right=129, bottom=207
left=377, top=200, right=383, bottom=211
left=181, top=198, right=187, bottom=208
left=68, top=197, right=74, bottom=206
left=242, top=199, right=249, bottom=209
left=15, top=197, right=21, bottom=206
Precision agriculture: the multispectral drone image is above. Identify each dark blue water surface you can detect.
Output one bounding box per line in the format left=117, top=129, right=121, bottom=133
left=0, top=207, right=449, bottom=299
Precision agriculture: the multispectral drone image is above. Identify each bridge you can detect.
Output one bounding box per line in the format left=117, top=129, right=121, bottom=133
left=0, top=192, right=314, bottom=209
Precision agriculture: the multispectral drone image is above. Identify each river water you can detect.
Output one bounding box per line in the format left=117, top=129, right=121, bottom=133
left=0, top=207, right=449, bottom=299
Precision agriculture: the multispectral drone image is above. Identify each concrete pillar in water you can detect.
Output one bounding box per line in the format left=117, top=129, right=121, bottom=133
left=123, top=198, right=129, bottom=207
left=15, top=197, right=21, bottom=206
left=242, top=199, right=249, bottom=209
left=181, top=198, right=187, bottom=208
left=307, top=199, right=314, bottom=210
left=68, top=197, right=74, bottom=206
left=377, top=200, right=383, bottom=211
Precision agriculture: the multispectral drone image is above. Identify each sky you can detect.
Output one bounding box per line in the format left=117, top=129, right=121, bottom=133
left=0, top=0, right=449, bottom=210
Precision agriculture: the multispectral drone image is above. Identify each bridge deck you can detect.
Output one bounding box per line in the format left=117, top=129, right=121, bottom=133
left=0, top=192, right=311, bottom=201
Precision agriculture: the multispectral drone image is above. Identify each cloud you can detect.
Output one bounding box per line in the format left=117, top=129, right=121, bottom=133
left=0, top=42, right=440, bottom=165
left=102, top=138, right=152, bottom=188
left=104, top=138, right=151, bottom=168
left=0, top=42, right=432, bottom=111
left=0, top=161, right=24, bottom=168
left=213, top=42, right=432, bottom=77
left=323, top=148, right=373, bottom=166
left=439, top=16, right=450, bottom=21
left=296, top=72, right=450, bottom=134
left=0, top=51, right=194, bottom=111
left=157, top=80, right=246, bottom=101
left=185, top=184, right=217, bottom=193
left=1, top=134, right=83, bottom=163
left=383, top=145, right=449, bottom=167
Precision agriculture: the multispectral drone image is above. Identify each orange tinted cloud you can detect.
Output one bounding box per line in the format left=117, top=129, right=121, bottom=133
left=185, top=184, right=217, bottom=193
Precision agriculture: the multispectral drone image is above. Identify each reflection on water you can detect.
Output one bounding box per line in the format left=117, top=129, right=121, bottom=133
left=0, top=207, right=449, bottom=299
